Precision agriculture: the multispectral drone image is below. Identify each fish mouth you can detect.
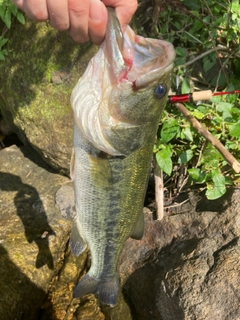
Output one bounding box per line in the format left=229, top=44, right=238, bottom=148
left=71, top=9, right=176, bottom=157
left=106, top=8, right=175, bottom=88
left=122, top=28, right=175, bottom=88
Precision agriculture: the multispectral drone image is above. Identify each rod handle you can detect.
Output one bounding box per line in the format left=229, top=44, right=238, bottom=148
left=192, top=90, right=213, bottom=101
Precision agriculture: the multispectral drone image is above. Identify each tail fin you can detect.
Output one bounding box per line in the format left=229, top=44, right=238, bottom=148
left=73, top=273, right=119, bottom=307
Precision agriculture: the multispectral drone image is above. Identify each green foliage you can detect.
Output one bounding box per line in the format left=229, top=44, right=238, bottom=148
left=0, top=0, right=25, bottom=60
left=154, top=87, right=240, bottom=200
left=135, top=0, right=240, bottom=199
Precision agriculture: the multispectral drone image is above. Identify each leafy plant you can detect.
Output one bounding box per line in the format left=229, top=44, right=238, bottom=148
left=136, top=0, right=240, bottom=200
left=0, top=0, right=25, bottom=60
left=154, top=80, right=240, bottom=200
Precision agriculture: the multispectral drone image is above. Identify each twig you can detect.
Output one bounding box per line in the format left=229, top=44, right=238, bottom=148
left=174, top=102, right=240, bottom=173
left=184, top=31, right=203, bottom=44
left=174, top=46, right=229, bottom=71
left=195, top=140, right=206, bottom=168
left=164, top=198, right=189, bottom=209
left=154, top=155, right=165, bottom=220
left=178, top=174, right=189, bottom=194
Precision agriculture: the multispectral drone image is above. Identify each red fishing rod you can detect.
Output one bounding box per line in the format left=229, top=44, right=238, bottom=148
left=168, top=89, right=240, bottom=103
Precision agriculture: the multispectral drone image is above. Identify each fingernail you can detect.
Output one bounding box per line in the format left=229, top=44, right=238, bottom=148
left=89, top=0, right=103, bottom=23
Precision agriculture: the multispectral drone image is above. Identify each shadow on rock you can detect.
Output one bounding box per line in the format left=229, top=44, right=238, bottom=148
left=196, top=188, right=235, bottom=213
left=0, top=244, right=56, bottom=320
left=19, top=145, right=61, bottom=175
left=0, top=171, right=55, bottom=269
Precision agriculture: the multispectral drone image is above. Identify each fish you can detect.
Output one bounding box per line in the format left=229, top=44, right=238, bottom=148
left=70, top=7, right=175, bottom=307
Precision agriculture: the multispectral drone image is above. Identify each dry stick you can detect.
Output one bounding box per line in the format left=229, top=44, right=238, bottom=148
left=154, top=155, right=165, bottom=220
left=174, top=46, right=229, bottom=71
left=174, top=102, right=240, bottom=173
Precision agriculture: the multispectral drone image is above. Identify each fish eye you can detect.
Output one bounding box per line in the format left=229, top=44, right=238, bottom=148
left=154, top=84, right=167, bottom=99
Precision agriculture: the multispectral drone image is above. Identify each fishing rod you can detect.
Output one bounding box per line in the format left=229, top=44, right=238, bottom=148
left=168, top=89, right=240, bottom=103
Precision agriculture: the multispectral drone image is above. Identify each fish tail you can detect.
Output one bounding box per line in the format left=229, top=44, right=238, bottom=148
left=73, top=273, right=119, bottom=307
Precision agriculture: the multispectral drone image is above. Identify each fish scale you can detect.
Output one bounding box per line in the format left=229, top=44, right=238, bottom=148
left=70, top=7, right=175, bottom=306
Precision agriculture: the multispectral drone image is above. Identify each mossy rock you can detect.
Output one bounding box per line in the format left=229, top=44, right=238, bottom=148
left=0, top=19, right=97, bottom=174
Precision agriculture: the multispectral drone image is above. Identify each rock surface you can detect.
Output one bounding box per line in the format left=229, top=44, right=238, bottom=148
left=0, top=19, right=97, bottom=174
left=120, top=190, right=240, bottom=320
left=1, top=144, right=240, bottom=319
left=0, top=145, right=74, bottom=319
left=45, top=183, right=240, bottom=320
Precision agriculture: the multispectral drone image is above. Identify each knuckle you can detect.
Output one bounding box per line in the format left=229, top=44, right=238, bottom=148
left=29, top=10, right=48, bottom=21
left=70, top=31, right=89, bottom=43
left=68, top=2, right=89, bottom=18
left=53, top=22, right=69, bottom=31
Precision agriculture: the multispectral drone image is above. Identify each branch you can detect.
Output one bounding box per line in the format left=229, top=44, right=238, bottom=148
left=174, top=46, right=229, bottom=71
left=174, top=102, right=240, bottom=173
left=154, top=155, right=165, bottom=220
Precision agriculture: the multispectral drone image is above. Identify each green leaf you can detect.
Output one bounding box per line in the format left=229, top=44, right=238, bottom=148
left=182, top=0, right=200, bottom=10
left=3, top=8, right=11, bottom=28
left=0, top=51, right=5, bottom=60
left=217, top=101, right=233, bottom=120
left=188, top=168, right=200, bottom=180
left=229, top=122, right=240, bottom=138
left=178, top=149, right=194, bottom=164
left=183, top=126, right=194, bottom=142
left=10, top=3, right=18, bottom=15
left=232, top=107, right=240, bottom=115
left=203, top=54, right=215, bottom=72
left=16, top=11, right=25, bottom=24
left=210, top=73, right=227, bottom=88
left=217, top=101, right=233, bottom=113
left=0, top=6, right=5, bottom=19
left=181, top=78, right=191, bottom=94
left=191, top=110, right=205, bottom=119
left=202, top=144, right=223, bottom=168
left=156, top=148, right=173, bottom=176
left=160, top=118, right=180, bottom=143
left=188, top=168, right=207, bottom=183
left=0, top=37, right=8, bottom=48
left=206, top=171, right=226, bottom=200
left=175, top=47, right=188, bottom=57
left=231, top=0, right=240, bottom=18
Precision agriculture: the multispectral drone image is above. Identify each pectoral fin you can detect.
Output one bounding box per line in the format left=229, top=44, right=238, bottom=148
left=131, top=211, right=144, bottom=240
left=70, top=220, right=87, bottom=256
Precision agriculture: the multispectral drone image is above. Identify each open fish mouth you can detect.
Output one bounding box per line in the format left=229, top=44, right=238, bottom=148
left=105, top=7, right=175, bottom=88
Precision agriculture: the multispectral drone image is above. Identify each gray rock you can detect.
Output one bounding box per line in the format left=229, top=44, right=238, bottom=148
left=119, top=190, right=240, bottom=320
left=3, top=145, right=238, bottom=320
left=37, top=177, right=240, bottom=320
left=0, top=145, right=72, bottom=319
left=0, top=19, right=97, bottom=174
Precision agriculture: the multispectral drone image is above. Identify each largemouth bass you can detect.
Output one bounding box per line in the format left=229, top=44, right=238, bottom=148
left=70, top=8, right=175, bottom=306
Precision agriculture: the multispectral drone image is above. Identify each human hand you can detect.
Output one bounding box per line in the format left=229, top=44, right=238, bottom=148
left=12, top=0, right=138, bottom=44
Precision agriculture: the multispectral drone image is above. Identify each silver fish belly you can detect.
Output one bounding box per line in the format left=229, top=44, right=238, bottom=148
left=70, top=8, right=175, bottom=306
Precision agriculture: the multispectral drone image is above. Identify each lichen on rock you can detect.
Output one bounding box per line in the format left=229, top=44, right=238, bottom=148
left=0, top=19, right=97, bottom=173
